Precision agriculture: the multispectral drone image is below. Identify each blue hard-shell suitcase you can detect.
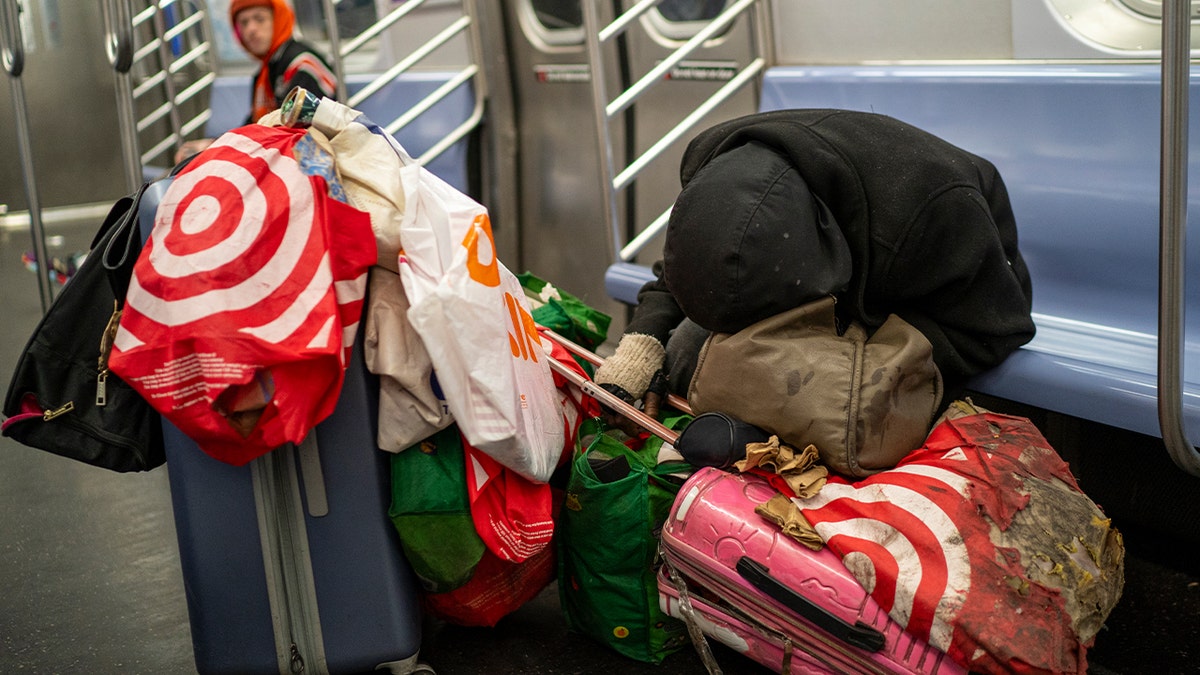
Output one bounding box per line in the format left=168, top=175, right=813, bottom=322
left=138, top=178, right=426, bottom=674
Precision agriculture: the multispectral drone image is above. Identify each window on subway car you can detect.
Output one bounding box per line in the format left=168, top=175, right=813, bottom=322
left=650, top=0, right=731, bottom=41
left=213, top=0, right=380, bottom=71
left=521, top=0, right=585, bottom=48
left=658, top=0, right=728, bottom=22
left=1115, top=0, right=1200, bottom=20
left=292, top=0, right=378, bottom=40
left=531, top=0, right=583, bottom=30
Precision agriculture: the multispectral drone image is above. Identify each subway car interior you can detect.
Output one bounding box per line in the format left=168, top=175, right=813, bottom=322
left=3, top=0, right=1200, bottom=673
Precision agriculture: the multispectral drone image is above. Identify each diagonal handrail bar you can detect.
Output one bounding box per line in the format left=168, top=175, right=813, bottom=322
left=582, top=0, right=772, bottom=266
left=321, top=0, right=485, bottom=167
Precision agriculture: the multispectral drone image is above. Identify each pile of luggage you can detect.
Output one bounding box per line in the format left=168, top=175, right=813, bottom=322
left=1, top=94, right=1125, bottom=675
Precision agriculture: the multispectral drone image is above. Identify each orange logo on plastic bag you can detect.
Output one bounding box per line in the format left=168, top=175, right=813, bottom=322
left=505, top=292, right=541, bottom=363
left=462, top=213, right=500, bottom=287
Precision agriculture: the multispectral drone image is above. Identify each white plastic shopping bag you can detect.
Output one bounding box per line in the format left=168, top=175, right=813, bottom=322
left=303, top=93, right=564, bottom=481
left=396, top=162, right=565, bottom=482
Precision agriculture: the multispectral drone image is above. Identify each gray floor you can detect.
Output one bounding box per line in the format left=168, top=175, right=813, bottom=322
left=3, top=218, right=1200, bottom=674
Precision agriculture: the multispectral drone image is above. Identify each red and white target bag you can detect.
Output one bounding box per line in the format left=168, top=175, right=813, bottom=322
left=794, top=402, right=1125, bottom=674
left=394, top=154, right=564, bottom=483
left=109, top=124, right=377, bottom=465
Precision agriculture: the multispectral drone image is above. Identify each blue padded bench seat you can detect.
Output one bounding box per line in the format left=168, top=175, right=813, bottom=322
left=607, top=64, right=1200, bottom=444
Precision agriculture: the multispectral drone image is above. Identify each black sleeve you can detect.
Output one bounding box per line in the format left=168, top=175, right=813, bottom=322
left=286, top=69, right=335, bottom=102
left=624, top=260, right=687, bottom=345
left=281, top=47, right=338, bottom=102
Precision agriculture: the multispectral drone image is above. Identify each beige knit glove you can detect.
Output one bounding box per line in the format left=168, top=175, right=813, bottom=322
left=593, top=333, right=666, bottom=403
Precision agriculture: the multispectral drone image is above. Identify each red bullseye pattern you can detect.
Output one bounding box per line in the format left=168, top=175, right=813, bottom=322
left=122, top=129, right=323, bottom=340
left=797, top=459, right=975, bottom=652
left=108, top=124, right=376, bottom=465
left=793, top=413, right=1099, bottom=675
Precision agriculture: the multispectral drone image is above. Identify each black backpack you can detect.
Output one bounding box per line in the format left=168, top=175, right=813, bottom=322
left=2, top=182, right=165, bottom=472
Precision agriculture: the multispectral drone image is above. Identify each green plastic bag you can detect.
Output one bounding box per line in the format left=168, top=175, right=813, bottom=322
left=388, top=425, right=486, bottom=593
left=557, top=415, right=694, bottom=663
left=518, top=271, right=611, bottom=351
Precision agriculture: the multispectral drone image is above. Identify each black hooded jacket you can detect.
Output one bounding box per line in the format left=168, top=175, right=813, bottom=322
left=630, top=109, right=1035, bottom=391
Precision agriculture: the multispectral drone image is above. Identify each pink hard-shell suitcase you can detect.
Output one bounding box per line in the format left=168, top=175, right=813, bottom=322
left=658, top=466, right=965, bottom=674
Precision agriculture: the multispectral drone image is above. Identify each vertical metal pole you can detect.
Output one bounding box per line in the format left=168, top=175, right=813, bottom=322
left=751, top=0, right=774, bottom=98
left=582, top=0, right=621, bottom=266
left=2, top=0, right=53, bottom=312
left=321, top=0, right=348, bottom=101
left=1158, top=0, right=1200, bottom=475
left=102, top=0, right=142, bottom=191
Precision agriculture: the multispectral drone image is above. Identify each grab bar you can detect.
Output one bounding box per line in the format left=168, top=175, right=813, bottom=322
left=1158, top=0, right=1200, bottom=475
left=102, top=0, right=134, bottom=73
left=583, top=0, right=770, bottom=265
left=103, top=0, right=142, bottom=191
left=1, top=0, right=52, bottom=312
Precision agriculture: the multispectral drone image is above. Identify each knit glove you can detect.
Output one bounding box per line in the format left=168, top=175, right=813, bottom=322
left=593, top=333, right=666, bottom=405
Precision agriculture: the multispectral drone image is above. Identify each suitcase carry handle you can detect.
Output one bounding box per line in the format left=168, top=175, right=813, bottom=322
left=736, top=556, right=886, bottom=652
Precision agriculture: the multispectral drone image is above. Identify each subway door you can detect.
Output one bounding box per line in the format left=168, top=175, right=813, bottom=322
left=618, top=0, right=760, bottom=270
left=0, top=0, right=128, bottom=211
left=497, top=0, right=628, bottom=325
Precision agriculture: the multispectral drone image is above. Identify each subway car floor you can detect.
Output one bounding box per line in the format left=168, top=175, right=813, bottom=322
left=3, top=221, right=1200, bottom=675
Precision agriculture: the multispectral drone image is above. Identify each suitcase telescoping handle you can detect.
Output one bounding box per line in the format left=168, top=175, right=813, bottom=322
left=735, top=557, right=886, bottom=652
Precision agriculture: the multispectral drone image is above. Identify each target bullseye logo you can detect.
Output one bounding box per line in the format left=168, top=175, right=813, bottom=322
left=116, top=127, right=327, bottom=351
left=797, top=460, right=973, bottom=651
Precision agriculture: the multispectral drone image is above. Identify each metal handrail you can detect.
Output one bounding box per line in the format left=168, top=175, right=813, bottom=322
left=109, top=0, right=216, bottom=171
left=151, top=5, right=184, bottom=159
left=339, top=0, right=427, bottom=56
left=583, top=0, right=771, bottom=265
left=617, top=57, right=763, bottom=261
left=604, top=0, right=756, bottom=120
left=1158, top=0, right=1200, bottom=475
left=324, top=0, right=485, bottom=167
left=582, top=0, right=621, bottom=261
left=321, top=0, right=347, bottom=101
left=104, top=0, right=135, bottom=73
left=1, top=0, right=51, bottom=312
left=104, top=0, right=142, bottom=191
left=614, top=57, right=763, bottom=193
left=347, top=15, right=470, bottom=107
left=385, top=64, right=477, bottom=135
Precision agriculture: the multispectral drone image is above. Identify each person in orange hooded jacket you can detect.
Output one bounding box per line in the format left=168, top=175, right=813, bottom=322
left=175, top=0, right=337, bottom=162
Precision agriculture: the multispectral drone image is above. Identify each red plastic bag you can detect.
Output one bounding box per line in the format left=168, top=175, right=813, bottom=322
left=795, top=404, right=1124, bottom=674
left=110, top=124, right=376, bottom=465
left=463, top=328, right=600, bottom=563
left=420, top=531, right=557, bottom=628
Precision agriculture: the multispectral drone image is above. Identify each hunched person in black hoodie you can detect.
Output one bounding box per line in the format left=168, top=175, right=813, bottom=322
left=594, top=109, right=1035, bottom=417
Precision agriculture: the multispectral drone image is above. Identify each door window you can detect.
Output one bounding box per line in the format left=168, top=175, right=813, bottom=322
left=521, top=0, right=584, bottom=48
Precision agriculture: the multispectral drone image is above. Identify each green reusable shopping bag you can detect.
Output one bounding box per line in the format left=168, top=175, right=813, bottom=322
left=388, top=425, right=486, bottom=593
left=557, top=415, right=693, bottom=663
left=518, top=271, right=611, bottom=351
